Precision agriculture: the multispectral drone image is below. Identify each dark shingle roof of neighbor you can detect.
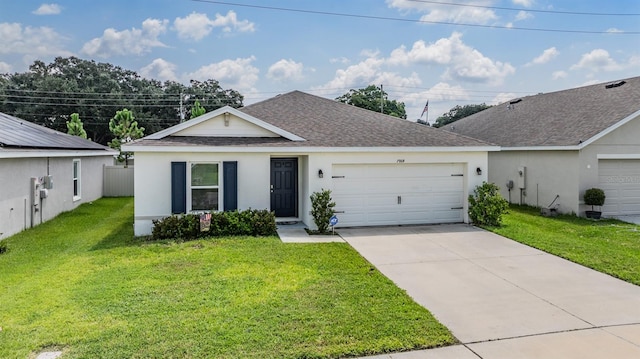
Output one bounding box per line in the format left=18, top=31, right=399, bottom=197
left=444, top=76, right=640, bottom=147
left=0, top=112, right=111, bottom=151
left=133, top=90, right=492, bottom=148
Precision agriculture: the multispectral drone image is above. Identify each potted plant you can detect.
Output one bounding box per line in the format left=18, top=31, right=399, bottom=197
left=584, top=188, right=605, bottom=219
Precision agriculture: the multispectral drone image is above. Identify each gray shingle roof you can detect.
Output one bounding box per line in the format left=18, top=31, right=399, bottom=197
left=0, top=112, right=111, bottom=151
left=133, top=90, right=492, bottom=149
left=444, top=76, right=640, bottom=147
left=237, top=91, right=491, bottom=147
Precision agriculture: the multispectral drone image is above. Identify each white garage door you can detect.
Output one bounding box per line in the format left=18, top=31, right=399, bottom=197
left=599, top=160, right=640, bottom=216
left=332, top=163, right=465, bottom=227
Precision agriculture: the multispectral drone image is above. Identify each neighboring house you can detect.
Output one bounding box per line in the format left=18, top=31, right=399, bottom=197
left=444, top=76, right=640, bottom=218
left=0, top=112, right=116, bottom=239
left=125, top=91, right=496, bottom=236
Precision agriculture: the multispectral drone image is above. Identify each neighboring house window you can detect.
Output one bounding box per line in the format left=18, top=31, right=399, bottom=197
left=73, top=159, right=81, bottom=201
left=189, top=162, right=219, bottom=211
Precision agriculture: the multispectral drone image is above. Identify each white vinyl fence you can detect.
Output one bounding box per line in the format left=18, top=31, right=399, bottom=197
left=103, top=165, right=134, bottom=197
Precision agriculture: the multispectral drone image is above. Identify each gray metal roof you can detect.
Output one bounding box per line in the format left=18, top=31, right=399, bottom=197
left=444, top=76, right=640, bottom=147
left=0, top=112, right=111, bottom=151
left=133, top=91, right=493, bottom=148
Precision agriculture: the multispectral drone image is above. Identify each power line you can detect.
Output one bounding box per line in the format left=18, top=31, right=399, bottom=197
left=407, top=0, right=640, bottom=16
left=191, top=0, right=640, bottom=35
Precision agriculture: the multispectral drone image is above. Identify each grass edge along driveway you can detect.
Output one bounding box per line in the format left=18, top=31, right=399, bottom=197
left=0, top=197, right=455, bottom=359
left=487, top=205, right=640, bottom=287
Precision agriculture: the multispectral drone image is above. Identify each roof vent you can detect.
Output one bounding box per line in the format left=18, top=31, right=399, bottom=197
left=605, top=80, right=626, bottom=89
left=509, top=98, right=522, bottom=104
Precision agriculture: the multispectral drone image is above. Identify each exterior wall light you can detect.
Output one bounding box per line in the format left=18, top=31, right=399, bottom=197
left=476, top=167, right=482, bottom=175
left=318, top=169, right=324, bottom=178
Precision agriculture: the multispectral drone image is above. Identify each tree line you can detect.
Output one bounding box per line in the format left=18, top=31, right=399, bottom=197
left=0, top=57, right=243, bottom=145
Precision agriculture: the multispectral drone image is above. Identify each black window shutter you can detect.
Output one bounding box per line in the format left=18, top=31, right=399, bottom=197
left=171, top=162, right=187, bottom=214
left=223, top=161, right=238, bottom=211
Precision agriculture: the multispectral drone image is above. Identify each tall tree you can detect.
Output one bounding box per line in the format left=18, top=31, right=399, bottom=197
left=66, top=113, right=88, bottom=139
left=108, top=109, right=144, bottom=167
left=190, top=100, right=206, bottom=119
left=0, top=57, right=244, bottom=145
left=432, top=103, right=491, bottom=128
left=336, top=85, right=407, bottom=119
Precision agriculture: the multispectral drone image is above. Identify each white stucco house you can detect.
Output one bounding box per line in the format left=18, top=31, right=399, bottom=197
left=445, top=76, right=640, bottom=218
left=0, top=112, right=116, bottom=239
left=125, top=91, right=497, bottom=236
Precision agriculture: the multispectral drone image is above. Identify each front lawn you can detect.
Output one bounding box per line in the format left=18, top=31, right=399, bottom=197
left=487, top=205, right=640, bottom=286
left=0, top=198, right=454, bottom=359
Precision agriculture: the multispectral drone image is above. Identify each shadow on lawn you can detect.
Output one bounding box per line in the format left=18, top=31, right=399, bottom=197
left=90, top=220, right=143, bottom=251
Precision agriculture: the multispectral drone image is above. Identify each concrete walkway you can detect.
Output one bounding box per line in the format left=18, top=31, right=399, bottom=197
left=276, top=221, right=344, bottom=243
left=340, top=224, right=640, bottom=359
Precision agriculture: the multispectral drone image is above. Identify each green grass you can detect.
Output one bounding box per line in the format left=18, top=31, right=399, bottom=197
left=0, top=198, right=454, bottom=359
left=487, top=205, right=640, bottom=286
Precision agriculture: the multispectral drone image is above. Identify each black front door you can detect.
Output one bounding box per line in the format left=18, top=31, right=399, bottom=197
left=270, top=158, right=297, bottom=217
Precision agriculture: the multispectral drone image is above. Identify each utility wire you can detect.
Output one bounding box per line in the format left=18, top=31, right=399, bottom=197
left=407, top=0, right=640, bottom=16
left=191, top=0, right=640, bottom=35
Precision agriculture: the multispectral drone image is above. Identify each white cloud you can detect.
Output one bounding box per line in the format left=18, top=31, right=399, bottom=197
left=387, top=0, right=498, bottom=25
left=388, top=32, right=515, bottom=85
left=267, top=59, right=304, bottom=81
left=33, top=3, right=61, bottom=15
left=0, top=61, right=12, bottom=73
left=512, top=0, right=534, bottom=7
left=319, top=52, right=422, bottom=92
left=0, top=22, right=72, bottom=57
left=570, top=49, right=622, bottom=72
left=552, top=70, right=568, bottom=80
left=514, top=11, right=533, bottom=21
left=81, top=18, right=168, bottom=57
left=329, top=57, right=350, bottom=65
left=187, top=56, right=259, bottom=92
left=174, top=11, right=254, bottom=41
left=606, top=28, right=624, bottom=33
left=211, top=10, right=255, bottom=33
left=527, top=47, right=559, bottom=66
left=491, top=92, right=518, bottom=105
left=140, top=58, right=178, bottom=82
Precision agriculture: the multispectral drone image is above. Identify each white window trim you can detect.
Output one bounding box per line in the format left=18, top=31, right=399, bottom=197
left=187, top=161, right=221, bottom=212
left=72, top=159, right=81, bottom=201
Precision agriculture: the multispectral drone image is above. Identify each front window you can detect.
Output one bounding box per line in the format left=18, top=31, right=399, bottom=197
left=189, top=163, right=219, bottom=211
left=73, top=159, right=81, bottom=201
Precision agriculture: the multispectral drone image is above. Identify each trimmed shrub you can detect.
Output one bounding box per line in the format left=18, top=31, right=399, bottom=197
left=250, top=209, right=278, bottom=236
left=468, top=182, right=509, bottom=227
left=151, top=209, right=277, bottom=241
left=151, top=214, right=201, bottom=241
left=310, top=189, right=336, bottom=233
left=584, top=188, right=606, bottom=209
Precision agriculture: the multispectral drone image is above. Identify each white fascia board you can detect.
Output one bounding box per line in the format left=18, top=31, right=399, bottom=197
left=577, top=109, right=640, bottom=149
left=500, top=146, right=579, bottom=151
left=144, top=106, right=305, bottom=142
left=0, top=150, right=117, bottom=159
left=597, top=154, right=640, bottom=160
left=122, top=145, right=498, bottom=153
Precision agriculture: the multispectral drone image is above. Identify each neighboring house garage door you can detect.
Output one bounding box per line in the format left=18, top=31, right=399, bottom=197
left=598, top=159, right=640, bottom=216
left=332, top=163, right=465, bottom=227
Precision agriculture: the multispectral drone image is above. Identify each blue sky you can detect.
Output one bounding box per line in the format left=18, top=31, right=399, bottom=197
left=1, top=1, right=639, bottom=121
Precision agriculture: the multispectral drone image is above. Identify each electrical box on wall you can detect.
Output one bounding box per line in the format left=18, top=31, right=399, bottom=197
left=43, top=175, right=53, bottom=189
left=517, top=166, right=526, bottom=189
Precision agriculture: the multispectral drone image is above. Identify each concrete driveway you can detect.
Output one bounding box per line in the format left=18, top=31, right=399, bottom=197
left=340, top=224, right=640, bottom=359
